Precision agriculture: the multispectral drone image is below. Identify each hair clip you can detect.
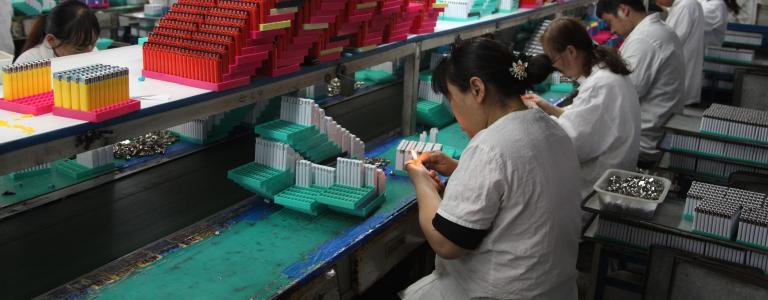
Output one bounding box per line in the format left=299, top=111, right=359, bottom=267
left=510, top=60, right=528, bottom=80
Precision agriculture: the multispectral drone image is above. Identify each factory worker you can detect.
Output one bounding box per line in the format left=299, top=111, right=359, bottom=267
left=597, top=0, right=685, bottom=167
left=0, top=0, right=13, bottom=56
left=15, top=0, right=100, bottom=64
left=700, top=0, right=740, bottom=46
left=657, top=0, right=705, bottom=106
left=730, top=0, right=756, bottom=23
left=401, top=38, right=582, bottom=300
left=522, top=17, right=641, bottom=199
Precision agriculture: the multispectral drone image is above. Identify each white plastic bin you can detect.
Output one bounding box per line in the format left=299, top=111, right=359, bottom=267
left=593, top=169, right=671, bottom=219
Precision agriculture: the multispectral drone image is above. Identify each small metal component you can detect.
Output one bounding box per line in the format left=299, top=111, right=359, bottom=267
left=324, top=268, right=336, bottom=279
left=605, top=175, right=665, bottom=200
left=327, top=77, right=342, bottom=96
left=113, top=131, right=179, bottom=160
left=327, top=77, right=365, bottom=96
left=363, top=157, right=390, bottom=170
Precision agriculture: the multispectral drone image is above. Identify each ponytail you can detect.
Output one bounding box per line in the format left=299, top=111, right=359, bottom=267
left=21, top=14, right=48, bottom=54
left=432, top=38, right=551, bottom=103
left=592, top=45, right=631, bottom=75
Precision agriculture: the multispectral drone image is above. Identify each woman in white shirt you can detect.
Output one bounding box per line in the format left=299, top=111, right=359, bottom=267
left=401, top=38, right=582, bottom=299
left=699, top=0, right=740, bottom=46
left=14, top=0, right=99, bottom=64
left=523, top=17, right=641, bottom=199
left=657, top=0, right=705, bottom=105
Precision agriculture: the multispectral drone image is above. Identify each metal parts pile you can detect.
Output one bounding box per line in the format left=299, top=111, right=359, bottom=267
left=605, top=175, right=665, bottom=200
left=363, top=157, right=390, bottom=170
left=326, top=77, right=365, bottom=97
left=113, top=131, right=179, bottom=160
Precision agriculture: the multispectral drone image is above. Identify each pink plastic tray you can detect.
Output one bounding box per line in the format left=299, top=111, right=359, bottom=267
left=0, top=91, right=54, bottom=115
left=53, top=99, right=141, bottom=122
left=142, top=70, right=251, bottom=91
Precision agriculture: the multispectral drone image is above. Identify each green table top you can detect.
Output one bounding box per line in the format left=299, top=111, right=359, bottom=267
left=64, top=123, right=470, bottom=299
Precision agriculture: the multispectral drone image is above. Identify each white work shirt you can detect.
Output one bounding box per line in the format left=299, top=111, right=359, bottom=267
left=14, top=39, right=98, bottom=64
left=700, top=0, right=730, bottom=47
left=0, top=0, right=13, bottom=55
left=619, top=13, right=685, bottom=161
left=666, top=0, right=705, bottom=105
left=419, top=109, right=582, bottom=299
left=556, top=66, right=641, bottom=198
left=730, top=0, right=757, bottom=24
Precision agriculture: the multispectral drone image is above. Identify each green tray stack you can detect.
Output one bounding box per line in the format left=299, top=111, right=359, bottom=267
left=416, top=100, right=454, bottom=128
left=254, top=120, right=342, bottom=163
left=355, top=70, right=397, bottom=86
left=173, top=104, right=254, bottom=145
left=249, top=97, right=283, bottom=125
left=274, top=184, right=386, bottom=217
left=417, top=72, right=454, bottom=127
left=273, top=185, right=327, bottom=216
left=471, top=0, right=499, bottom=18
left=54, top=160, right=116, bottom=180
left=227, top=162, right=294, bottom=199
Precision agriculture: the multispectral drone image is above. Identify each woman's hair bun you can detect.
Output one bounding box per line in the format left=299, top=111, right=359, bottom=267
left=524, top=54, right=555, bottom=85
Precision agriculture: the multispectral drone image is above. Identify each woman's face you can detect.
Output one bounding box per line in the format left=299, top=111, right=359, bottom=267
left=47, top=33, right=97, bottom=57
left=447, top=80, right=486, bottom=138
left=544, top=43, right=583, bottom=78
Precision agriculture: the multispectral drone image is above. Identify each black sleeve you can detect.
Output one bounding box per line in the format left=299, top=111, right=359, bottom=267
left=432, top=213, right=490, bottom=250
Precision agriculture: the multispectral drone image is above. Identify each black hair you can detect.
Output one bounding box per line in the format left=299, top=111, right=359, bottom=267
left=432, top=38, right=551, bottom=105
left=725, top=0, right=740, bottom=15
left=21, top=0, right=100, bottom=54
left=541, top=17, right=631, bottom=76
left=596, top=0, right=647, bottom=17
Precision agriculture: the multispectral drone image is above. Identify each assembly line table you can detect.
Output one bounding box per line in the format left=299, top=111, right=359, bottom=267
left=581, top=191, right=768, bottom=299
left=41, top=123, right=470, bottom=299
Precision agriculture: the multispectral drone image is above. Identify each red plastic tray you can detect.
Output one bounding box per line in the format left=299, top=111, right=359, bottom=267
left=318, top=53, right=341, bottom=62
left=261, top=64, right=300, bottom=77
left=0, top=91, right=54, bottom=115
left=53, top=99, right=141, bottom=122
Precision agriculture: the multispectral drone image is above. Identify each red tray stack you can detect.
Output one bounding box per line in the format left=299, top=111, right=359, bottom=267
left=382, top=0, right=410, bottom=43
left=142, top=0, right=441, bottom=90
left=299, top=0, right=348, bottom=62
left=409, top=0, right=443, bottom=35
left=142, top=0, right=281, bottom=90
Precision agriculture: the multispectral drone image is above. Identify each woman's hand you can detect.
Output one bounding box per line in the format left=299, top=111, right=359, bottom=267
left=406, top=158, right=445, bottom=194
left=419, top=151, right=458, bottom=177
left=522, top=93, right=565, bottom=118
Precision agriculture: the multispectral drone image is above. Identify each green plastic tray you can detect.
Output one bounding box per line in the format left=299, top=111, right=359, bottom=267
left=316, top=184, right=376, bottom=210
left=9, top=167, right=51, bottom=180
left=416, top=100, right=454, bottom=128
left=274, top=186, right=326, bottom=216
left=54, top=160, right=116, bottom=180
left=328, top=193, right=386, bottom=217
left=227, top=162, right=294, bottom=198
